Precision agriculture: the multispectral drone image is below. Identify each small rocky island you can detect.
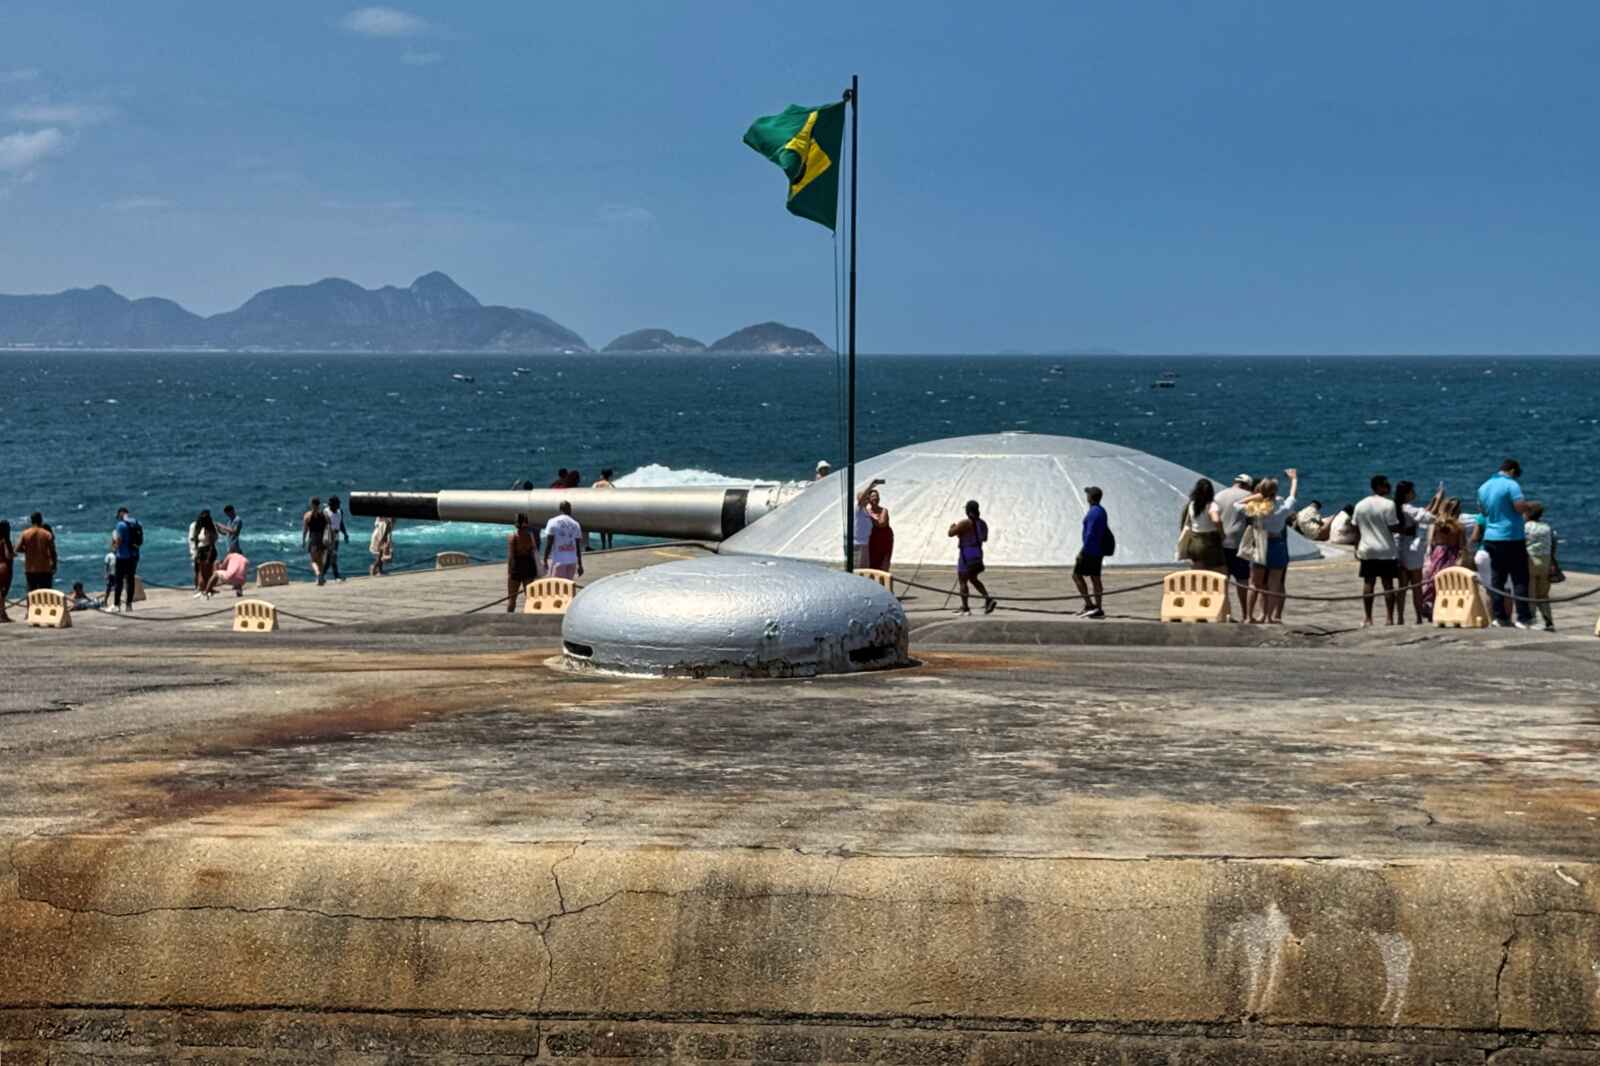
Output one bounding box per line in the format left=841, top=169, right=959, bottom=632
left=602, top=328, right=707, bottom=353
left=708, top=322, right=831, bottom=354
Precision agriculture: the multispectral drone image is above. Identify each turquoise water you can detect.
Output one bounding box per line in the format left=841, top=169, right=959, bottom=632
left=4, top=352, right=1597, bottom=587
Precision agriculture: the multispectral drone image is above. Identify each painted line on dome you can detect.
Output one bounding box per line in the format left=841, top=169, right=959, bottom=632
left=1050, top=456, right=1085, bottom=504
left=1112, top=455, right=1187, bottom=496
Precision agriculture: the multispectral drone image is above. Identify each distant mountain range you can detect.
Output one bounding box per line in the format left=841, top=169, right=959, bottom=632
left=0, top=272, right=831, bottom=354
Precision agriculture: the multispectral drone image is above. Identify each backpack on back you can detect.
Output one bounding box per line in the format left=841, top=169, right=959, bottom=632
left=1102, top=525, right=1116, bottom=558
left=126, top=519, right=144, bottom=551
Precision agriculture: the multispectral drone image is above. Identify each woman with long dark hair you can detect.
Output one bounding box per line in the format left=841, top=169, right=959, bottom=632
left=190, top=509, right=218, bottom=597
left=0, top=520, right=14, bottom=623
left=1179, top=478, right=1224, bottom=572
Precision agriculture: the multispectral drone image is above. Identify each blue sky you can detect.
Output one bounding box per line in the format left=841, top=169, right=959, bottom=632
left=1, top=1, right=1597, bottom=354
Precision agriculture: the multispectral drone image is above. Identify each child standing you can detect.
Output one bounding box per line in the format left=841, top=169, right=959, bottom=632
left=1523, top=502, right=1556, bottom=632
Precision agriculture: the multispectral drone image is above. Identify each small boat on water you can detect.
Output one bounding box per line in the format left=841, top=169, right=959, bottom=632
left=512, top=367, right=532, bottom=376
left=1048, top=365, right=1065, bottom=375
left=451, top=373, right=476, bottom=384
left=1151, top=369, right=1178, bottom=389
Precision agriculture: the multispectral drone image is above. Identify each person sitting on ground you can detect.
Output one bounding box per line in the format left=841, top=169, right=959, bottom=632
left=542, top=501, right=585, bottom=581
left=1179, top=478, right=1224, bottom=572
left=302, top=497, right=328, bottom=586
left=1393, top=481, right=1443, bottom=624
left=1239, top=469, right=1300, bottom=624
left=506, top=513, right=539, bottom=612
left=67, top=581, right=98, bottom=611
left=591, top=469, right=616, bottom=549
left=1326, top=504, right=1359, bottom=546
left=1523, top=502, right=1557, bottom=632
left=1354, top=475, right=1404, bottom=627
left=1294, top=499, right=1326, bottom=540
left=565, top=469, right=582, bottom=489
left=1073, top=486, right=1110, bottom=620
left=814, top=460, right=832, bottom=481
left=1213, top=474, right=1254, bottom=619
left=369, top=515, right=396, bottom=576
left=202, top=551, right=251, bottom=597
left=550, top=468, right=570, bottom=489
left=947, top=499, right=995, bottom=615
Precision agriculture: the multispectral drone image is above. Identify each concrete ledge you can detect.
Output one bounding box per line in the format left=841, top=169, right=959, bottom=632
left=6, top=1011, right=1600, bottom=1065
left=4, top=836, right=1597, bottom=1043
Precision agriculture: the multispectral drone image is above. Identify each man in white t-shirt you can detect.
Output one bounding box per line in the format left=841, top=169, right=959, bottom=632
left=1352, top=474, right=1403, bottom=627
left=542, top=501, right=585, bottom=581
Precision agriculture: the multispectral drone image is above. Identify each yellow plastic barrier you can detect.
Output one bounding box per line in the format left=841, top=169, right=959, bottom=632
left=523, top=577, right=576, bottom=615
left=233, top=599, right=279, bottom=633
left=1160, top=570, right=1231, bottom=624
left=255, top=561, right=289, bottom=589
left=25, top=589, right=71, bottom=629
left=855, top=568, right=894, bottom=591
left=1432, top=567, right=1489, bottom=629
left=436, top=551, right=470, bottom=570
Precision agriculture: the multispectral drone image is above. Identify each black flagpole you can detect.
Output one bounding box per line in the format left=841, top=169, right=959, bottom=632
left=843, top=74, right=859, bottom=572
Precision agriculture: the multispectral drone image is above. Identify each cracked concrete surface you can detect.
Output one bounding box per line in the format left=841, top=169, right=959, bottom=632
left=2, top=549, right=1599, bottom=1055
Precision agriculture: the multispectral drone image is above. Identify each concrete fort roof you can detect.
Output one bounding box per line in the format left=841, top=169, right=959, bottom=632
left=721, top=431, right=1322, bottom=568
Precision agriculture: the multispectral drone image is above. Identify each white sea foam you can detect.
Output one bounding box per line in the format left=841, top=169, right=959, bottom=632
left=615, top=464, right=775, bottom=488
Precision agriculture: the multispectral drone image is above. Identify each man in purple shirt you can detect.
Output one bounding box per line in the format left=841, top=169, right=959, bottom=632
left=1074, top=486, right=1108, bottom=619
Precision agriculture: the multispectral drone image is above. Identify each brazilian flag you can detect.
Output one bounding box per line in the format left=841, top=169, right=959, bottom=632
left=743, top=101, right=845, bottom=231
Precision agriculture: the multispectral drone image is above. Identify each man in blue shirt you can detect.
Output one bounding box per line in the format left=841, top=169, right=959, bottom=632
left=1073, top=486, right=1108, bottom=619
left=1476, top=457, right=1534, bottom=627
left=217, top=504, right=243, bottom=556
left=109, top=506, right=141, bottom=614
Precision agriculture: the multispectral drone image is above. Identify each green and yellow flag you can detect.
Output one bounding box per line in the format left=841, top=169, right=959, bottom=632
left=743, top=101, right=845, bottom=230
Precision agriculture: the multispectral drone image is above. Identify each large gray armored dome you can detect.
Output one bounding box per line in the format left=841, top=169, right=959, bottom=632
left=721, top=432, right=1322, bottom=568
left=561, top=556, right=909, bottom=678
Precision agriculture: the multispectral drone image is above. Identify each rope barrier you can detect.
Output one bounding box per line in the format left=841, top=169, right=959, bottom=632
left=274, top=608, right=337, bottom=626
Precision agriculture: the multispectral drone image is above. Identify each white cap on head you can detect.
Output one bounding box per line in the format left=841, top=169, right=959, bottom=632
left=1233, top=473, right=1252, bottom=485
left=816, top=460, right=831, bottom=472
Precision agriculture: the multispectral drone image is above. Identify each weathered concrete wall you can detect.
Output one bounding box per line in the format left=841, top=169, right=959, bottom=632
left=3, top=836, right=1598, bottom=1061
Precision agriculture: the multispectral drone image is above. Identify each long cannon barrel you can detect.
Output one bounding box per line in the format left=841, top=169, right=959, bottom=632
left=348, top=485, right=797, bottom=542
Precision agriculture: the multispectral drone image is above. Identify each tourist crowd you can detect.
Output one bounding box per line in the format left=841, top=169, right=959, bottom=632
left=0, top=459, right=1564, bottom=628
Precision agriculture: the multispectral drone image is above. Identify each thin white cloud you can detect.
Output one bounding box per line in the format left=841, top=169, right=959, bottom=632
left=108, top=196, right=175, bottom=212
left=340, top=7, right=430, bottom=37
left=0, top=128, right=66, bottom=174
left=600, top=203, right=656, bottom=225
left=400, top=50, right=442, bottom=66
left=8, top=102, right=117, bottom=126
left=321, top=198, right=417, bottom=210
left=0, top=69, right=40, bottom=84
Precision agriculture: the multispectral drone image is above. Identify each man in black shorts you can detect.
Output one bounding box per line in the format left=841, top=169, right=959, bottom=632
left=1073, top=486, right=1109, bottom=619
left=1353, top=475, right=1403, bottom=627
left=1214, top=473, right=1254, bottom=618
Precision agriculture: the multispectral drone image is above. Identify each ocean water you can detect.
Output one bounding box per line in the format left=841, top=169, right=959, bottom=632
left=3, top=352, right=1597, bottom=588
